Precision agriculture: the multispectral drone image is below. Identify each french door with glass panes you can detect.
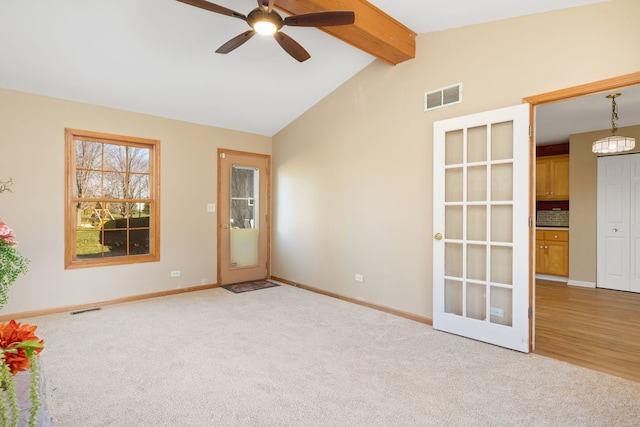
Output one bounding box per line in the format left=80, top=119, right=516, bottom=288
left=432, top=104, right=531, bottom=352
left=218, top=150, right=270, bottom=285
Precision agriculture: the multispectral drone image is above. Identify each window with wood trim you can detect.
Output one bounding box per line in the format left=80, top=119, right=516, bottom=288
left=65, top=129, right=160, bottom=269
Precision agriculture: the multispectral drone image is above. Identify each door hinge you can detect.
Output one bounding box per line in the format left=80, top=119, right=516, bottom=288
left=528, top=216, right=532, bottom=228
left=220, top=152, right=226, bottom=159
left=528, top=306, right=532, bottom=319
left=528, top=125, right=533, bottom=138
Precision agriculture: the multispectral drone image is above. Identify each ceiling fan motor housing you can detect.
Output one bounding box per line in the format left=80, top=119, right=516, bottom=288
left=247, top=8, right=284, bottom=32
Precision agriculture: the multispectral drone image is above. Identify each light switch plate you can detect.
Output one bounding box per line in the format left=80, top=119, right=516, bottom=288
left=207, top=203, right=216, bottom=212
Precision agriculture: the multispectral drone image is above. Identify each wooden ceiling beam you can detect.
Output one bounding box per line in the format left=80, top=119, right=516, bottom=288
left=274, top=0, right=416, bottom=65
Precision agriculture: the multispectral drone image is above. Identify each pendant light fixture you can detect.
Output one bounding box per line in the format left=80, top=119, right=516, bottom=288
left=592, top=93, right=635, bottom=154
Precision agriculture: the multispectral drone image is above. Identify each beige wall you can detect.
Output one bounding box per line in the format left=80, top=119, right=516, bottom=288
left=272, top=0, right=640, bottom=318
left=569, top=124, right=640, bottom=286
left=0, top=88, right=270, bottom=316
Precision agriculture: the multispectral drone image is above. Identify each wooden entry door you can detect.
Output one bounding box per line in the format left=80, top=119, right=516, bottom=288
left=218, top=149, right=270, bottom=285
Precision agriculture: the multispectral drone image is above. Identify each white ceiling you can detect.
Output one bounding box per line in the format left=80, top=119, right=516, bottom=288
left=0, top=0, right=617, bottom=138
left=536, top=84, right=640, bottom=145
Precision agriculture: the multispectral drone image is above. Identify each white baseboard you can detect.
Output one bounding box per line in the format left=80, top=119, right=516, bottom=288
left=566, top=279, right=596, bottom=288
left=535, top=274, right=568, bottom=283
left=535, top=275, right=596, bottom=288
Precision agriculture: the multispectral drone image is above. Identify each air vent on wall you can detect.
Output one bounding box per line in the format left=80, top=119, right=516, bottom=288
left=424, top=83, right=462, bottom=111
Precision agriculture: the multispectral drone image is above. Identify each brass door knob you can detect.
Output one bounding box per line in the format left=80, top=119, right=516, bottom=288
left=434, top=233, right=443, bottom=241
left=221, top=224, right=229, bottom=229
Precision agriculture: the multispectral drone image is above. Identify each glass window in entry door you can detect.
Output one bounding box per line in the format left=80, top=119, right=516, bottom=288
left=230, top=165, right=259, bottom=268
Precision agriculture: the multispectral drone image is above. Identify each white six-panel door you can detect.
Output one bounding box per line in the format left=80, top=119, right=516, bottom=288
left=433, top=104, right=531, bottom=353
left=597, top=153, right=640, bottom=293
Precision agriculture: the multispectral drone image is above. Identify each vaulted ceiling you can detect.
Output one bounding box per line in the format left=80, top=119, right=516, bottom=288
left=0, top=0, right=611, bottom=137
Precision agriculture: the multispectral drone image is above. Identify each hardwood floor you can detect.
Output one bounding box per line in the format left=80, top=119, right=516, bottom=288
left=534, top=279, right=640, bottom=382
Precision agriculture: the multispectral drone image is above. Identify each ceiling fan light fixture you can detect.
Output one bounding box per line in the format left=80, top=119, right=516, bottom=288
left=253, top=19, right=277, bottom=35
left=592, top=93, right=636, bottom=154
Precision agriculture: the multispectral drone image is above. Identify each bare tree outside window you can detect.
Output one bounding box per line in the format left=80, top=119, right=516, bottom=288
left=231, top=166, right=257, bottom=229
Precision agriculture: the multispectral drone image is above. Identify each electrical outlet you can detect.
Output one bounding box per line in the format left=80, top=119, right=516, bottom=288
left=171, top=270, right=180, bottom=277
left=490, top=307, right=504, bottom=318
left=355, top=274, right=364, bottom=282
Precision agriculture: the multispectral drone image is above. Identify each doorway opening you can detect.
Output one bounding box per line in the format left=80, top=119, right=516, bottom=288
left=524, top=71, right=640, bottom=380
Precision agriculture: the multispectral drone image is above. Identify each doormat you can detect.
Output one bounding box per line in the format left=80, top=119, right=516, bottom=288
left=221, top=280, right=280, bottom=294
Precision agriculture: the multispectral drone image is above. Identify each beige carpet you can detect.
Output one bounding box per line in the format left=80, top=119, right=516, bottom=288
left=22, top=283, right=640, bottom=426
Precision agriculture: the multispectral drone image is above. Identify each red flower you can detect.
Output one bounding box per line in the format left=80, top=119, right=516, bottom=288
left=0, top=320, right=44, bottom=375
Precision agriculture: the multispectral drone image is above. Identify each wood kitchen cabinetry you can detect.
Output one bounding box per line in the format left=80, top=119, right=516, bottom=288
left=536, top=229, right=569, bottom=277
left=536, top=155, right=569, bottom=200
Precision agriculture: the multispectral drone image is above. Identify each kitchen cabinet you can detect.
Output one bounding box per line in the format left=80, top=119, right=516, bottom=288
left=536, top=229, right=569, bottom=277
left=536, top=155, right=569, bottom=200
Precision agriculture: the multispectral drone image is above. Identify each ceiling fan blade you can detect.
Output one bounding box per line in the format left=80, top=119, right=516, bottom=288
left=273, top=32, right=311, bottom=62
left=177, top=0, right=246, bottom=21
left=215, top=30, right=256, bottom=54
left=283, top=11, right=355, bottom=27
left=258, top=0, right=274, bottom=13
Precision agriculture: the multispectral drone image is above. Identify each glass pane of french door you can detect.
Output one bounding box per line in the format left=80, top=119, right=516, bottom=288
left=443, top=122, right=514, bottom=326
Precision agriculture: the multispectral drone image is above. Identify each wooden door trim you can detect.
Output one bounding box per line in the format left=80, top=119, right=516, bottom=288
left=522, top=71, right=640, bottom=351
left=217, top=148, right=271, bottom=286
left=524, top=72, right=640, bottom=106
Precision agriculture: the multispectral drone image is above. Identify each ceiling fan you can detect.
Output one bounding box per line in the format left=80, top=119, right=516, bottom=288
left=177, top=0, right=355, bottom=62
